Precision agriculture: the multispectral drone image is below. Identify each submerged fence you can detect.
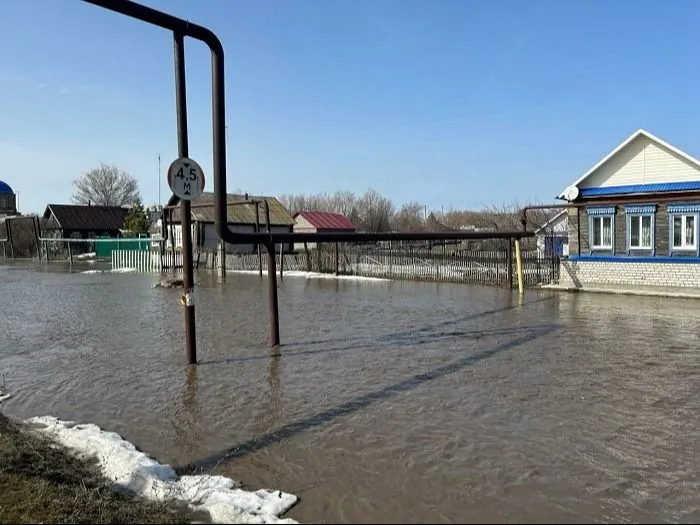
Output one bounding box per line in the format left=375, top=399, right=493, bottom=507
left=112, top=242, right=560, bottom=287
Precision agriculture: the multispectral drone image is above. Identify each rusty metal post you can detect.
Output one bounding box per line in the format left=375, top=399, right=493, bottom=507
left=174, top=31, right=197, bottom=365
left=507, top=238, right=513, bottom=289
left=264, top=201, right=280, bottom=347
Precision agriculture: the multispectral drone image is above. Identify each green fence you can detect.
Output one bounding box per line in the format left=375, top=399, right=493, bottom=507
left=94, top=236, right=151, bottom=258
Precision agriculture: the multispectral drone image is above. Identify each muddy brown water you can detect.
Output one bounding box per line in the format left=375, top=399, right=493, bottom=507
left=2, top=261, right=700, bottom=524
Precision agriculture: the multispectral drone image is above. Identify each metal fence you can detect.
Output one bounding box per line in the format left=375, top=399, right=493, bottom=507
left=114, top=242, right=559, bottom=286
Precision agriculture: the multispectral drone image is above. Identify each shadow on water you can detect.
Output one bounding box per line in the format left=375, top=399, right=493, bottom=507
left=198, top=294, right=558, bottom=366
left=190, top=322, right=559, bottom=471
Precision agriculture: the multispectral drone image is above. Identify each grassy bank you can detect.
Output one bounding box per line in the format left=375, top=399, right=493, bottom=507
left=0, top=413, right=192, bottom=524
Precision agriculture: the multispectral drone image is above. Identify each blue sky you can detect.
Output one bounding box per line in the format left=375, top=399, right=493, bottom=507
left=3, top=0, right=700, bottom=215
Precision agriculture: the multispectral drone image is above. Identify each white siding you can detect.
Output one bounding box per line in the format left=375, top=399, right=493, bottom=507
left=535, top=212, right=568, bottom=257
left=293, top=215, right=317, bottom=251
left=580, top=135, right=700, bottom=188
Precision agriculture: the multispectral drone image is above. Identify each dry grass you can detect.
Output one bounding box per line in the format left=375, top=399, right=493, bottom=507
left=0, top=413, right=194, bottom=524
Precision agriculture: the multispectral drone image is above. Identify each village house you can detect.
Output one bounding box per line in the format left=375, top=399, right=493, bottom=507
left=42, top=204, right=130, bottom=240
left=292, top=211, right=356, bottom=250
left=164, top=192, right=295, bottom=254
left=557, top=128, right=700, bottom=288
left=535, top=210, right=568, bottom=258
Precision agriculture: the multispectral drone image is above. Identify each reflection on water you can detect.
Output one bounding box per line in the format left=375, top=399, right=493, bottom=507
left=2, top=262, right=700, bottom=523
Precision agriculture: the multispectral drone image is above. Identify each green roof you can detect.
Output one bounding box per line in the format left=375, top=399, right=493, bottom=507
left=168, top=193, right=295, bottom=226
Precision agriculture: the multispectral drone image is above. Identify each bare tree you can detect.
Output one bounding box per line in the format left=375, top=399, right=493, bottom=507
left=391, top=201, right=426, bottom=232
left=72, top=163, right=140, bottom=207
left=357, top=189, right=394, bottom=232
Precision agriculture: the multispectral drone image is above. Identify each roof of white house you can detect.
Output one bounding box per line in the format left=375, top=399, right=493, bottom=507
left=534, top=210, right=568, bottom=234
left=557, top=128, right=700, bottom=200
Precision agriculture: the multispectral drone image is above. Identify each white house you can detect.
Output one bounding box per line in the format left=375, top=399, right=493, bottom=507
left=534, top=210, right=568, bottom=258
left=556, top=127, right=700, bottom=288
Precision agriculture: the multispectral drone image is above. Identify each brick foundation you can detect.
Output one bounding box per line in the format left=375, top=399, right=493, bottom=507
left=560, top=258, right=700, bottom=288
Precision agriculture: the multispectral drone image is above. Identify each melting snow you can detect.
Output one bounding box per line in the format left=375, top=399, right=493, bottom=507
left=81, top=268, right=137, bottom=275
left=27, top=416, right=298, bottom=524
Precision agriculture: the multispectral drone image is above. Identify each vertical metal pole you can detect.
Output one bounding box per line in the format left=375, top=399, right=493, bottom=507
left=265, top=201, right=280, bottom=347
left=174, top=31, right=197, bottom=365
left=515, top=238, right=524, bottom=296
left=507, top=238, right=513, bottom=289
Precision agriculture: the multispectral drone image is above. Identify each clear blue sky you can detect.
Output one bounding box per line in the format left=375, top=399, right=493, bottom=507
left=3, top=0, right=700, bottom=215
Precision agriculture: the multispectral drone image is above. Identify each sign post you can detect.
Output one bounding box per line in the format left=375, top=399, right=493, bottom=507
left=170, top=30, right=201, bottom=365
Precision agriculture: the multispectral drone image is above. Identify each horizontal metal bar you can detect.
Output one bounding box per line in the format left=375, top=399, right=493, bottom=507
left=82, top=0, right=222, bottom=54
left=219, top=230, right=533, bottom=246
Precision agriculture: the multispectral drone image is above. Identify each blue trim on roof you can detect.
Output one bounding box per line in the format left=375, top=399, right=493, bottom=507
left=569, top=255, right=700, bottom=263
left=0, top=181, right=13, bottom=194
left=580, top=181, right=700, bottom=197
left=586, top=206, right=616, bottom=216
left=668, top=203, right=700, bottom=214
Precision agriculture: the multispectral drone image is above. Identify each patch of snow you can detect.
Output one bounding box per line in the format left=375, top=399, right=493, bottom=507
left=80, top=268, right=137, bottom=275
left=0, top=391, right=11, bottom=403
left=27, top=416, right=298, bottom=524
left=74, top=252, right=97, bottom=260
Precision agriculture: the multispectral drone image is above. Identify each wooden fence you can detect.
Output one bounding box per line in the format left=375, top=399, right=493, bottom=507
left=111, top=243, right=560, bottom=287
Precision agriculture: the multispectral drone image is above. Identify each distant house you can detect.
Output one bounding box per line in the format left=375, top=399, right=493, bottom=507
left=164, top=192, right=295, bottom=254
left=42, top=204, right=130, bottom=240
left=557, top=127, right=700, bottom=289
left=292, top=211, right=356, bottom=250
left=534, top=210, right=568, bottom=257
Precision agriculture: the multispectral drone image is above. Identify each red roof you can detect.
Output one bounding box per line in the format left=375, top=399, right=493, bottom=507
left=294, top=211, right=356, bottom=231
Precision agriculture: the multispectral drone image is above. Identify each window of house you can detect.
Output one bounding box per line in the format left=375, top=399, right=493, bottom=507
left=668, top=204, right=700, bottom=252
left=625, top=205, right=656, bottom=250
left=588, top=206, right=616, bottom=250
left=672, top=215, right=696, bottom=250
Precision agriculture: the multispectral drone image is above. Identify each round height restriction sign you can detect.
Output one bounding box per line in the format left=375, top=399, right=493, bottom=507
left=167, top=157, right=205, bottom=200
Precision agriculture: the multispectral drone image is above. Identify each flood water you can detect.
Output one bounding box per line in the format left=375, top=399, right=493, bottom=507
left=2, top=261, right=700, bottom=524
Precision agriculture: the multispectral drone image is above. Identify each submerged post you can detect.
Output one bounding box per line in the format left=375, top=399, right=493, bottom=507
left=174, top=31, right=197, bottom=364
left=265, top=201, right=281, bottom=347
left=515, top=238, right=524, bottom=296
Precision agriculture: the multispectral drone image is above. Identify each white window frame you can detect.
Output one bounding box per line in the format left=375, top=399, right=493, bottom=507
left=671, top=213, right=697, bottom=251
left=590, top=215, right=614, bottom=250
left=627, top=214, right=654, bottom=250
